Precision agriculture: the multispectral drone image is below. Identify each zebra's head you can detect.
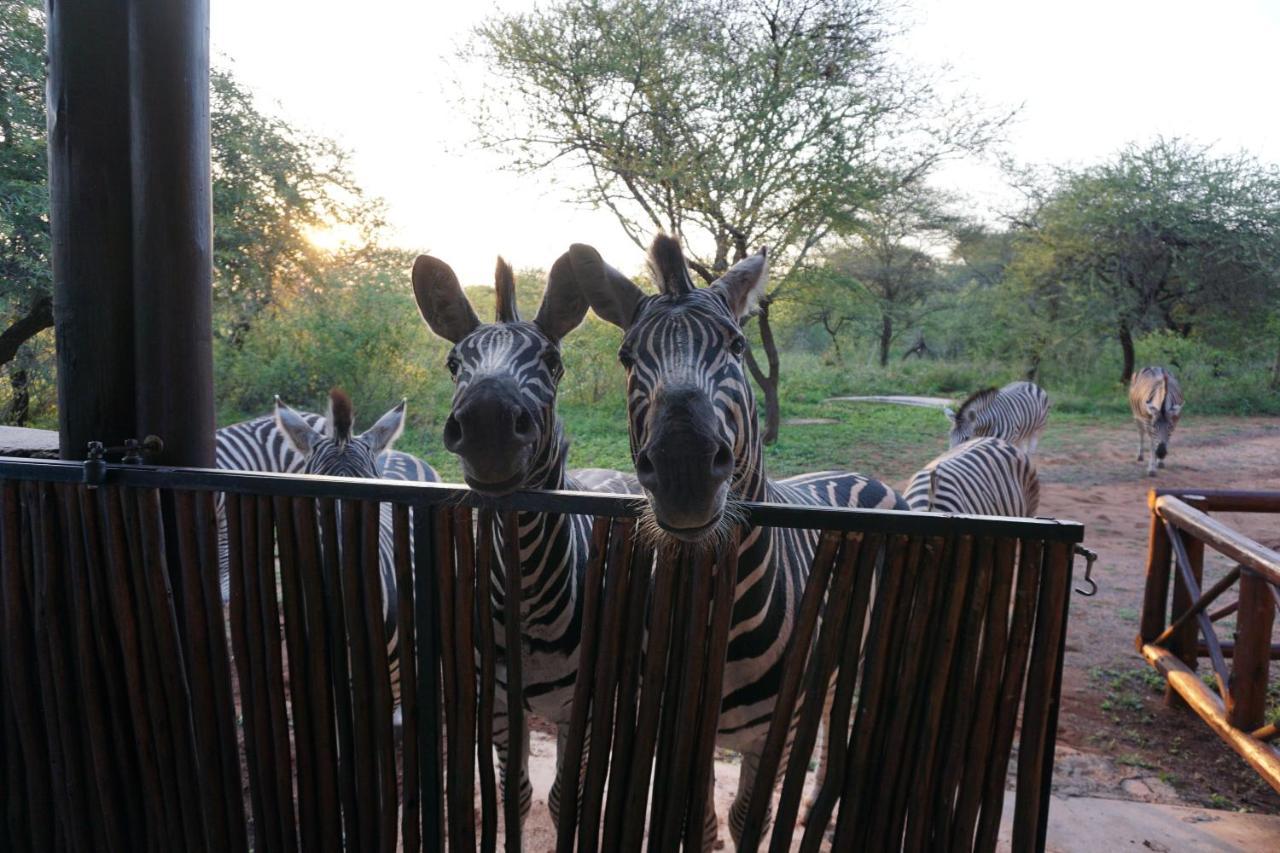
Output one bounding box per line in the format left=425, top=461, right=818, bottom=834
left=412, top=251, right=591, bottom=496
left=1145, top=394, right=1183, bottom=459
left=944, top=387, right=997, bottom=448
left=573, top=235, right=768, bottom=544
left=274, top=389, right=406, bottom=477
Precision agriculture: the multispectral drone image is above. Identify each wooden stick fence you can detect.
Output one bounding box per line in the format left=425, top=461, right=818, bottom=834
left=0, top=459, right=1083, bottom=851
left=1136, top=488, right=1280, bottom=794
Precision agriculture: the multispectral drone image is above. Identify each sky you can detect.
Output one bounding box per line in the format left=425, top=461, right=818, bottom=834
left=211, top=0, right=1280, bottom=284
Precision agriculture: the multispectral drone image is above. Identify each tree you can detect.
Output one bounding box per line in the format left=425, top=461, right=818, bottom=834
left=829, top=182, right=955, bottom=365
left=469, top=0, right=1007, bottom=441
left=211, top=70, right=387, bottom=344
left=0, top=7, right=390, bottom=424
left=1010, top=139, right=1280, bottom=383
left=0, top=0, right=52, bottom=420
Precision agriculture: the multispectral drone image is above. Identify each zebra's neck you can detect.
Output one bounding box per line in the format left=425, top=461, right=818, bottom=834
left=497, top=416, right=583, bottom=645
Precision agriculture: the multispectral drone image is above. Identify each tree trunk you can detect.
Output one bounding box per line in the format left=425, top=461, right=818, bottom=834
left=4, top=367, right=30, bottom=426
left=1025, top=351, right=1041, bottom=383
left=1118, top=319, right=1136, bottom=384
left=878, top=312, right=892, bottom=367
left=1271, top=342, right=1280, bottom=390
left=0, top=296, right=54, bottom=368
left=744, top=298, right=781, bottom=445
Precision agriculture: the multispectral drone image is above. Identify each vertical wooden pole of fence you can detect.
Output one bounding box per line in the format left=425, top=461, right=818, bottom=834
left=1228, top=569, right=1276, bottom=732
left=474, top=509, right=499, bottom=853
left=1012, top=540, right=1074, bottom=853
left=394, top=504, right=422, bottom=853
left=1166, top=525, right=1205, bottom=708
left=555, top=518, right=611, bottom=853
left=451, top=506, right=478, bottom=853
left=413, top=505, right=445, bottom=852
left=433, top=508, right=459, bottom=851
left=1138, top=489, right=1173, bottom=649
left=500, top=511, right=524, bottom=853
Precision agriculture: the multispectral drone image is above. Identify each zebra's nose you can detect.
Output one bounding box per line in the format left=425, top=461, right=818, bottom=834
left=444, top=395, right=534, bottom=457
left=1155, top=442, right=1168, bottom=459
left=635, top=439, right=734, bottom=493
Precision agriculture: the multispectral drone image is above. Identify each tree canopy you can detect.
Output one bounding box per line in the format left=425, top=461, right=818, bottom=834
left=1005, top=138, right=1280, bottom=382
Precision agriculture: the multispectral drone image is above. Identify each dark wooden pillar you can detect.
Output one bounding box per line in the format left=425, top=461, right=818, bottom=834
left=47, top=0, right=215, bottom=467
left=47, top=0, right=138, bottom=460
left=128, top=0, right=215, bottom=467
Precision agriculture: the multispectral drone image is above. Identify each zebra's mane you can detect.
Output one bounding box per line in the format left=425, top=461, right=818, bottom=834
left=647, top=233, right=696, bottom=296
left=328, top=388, right=354, bottom=442
left=955, top=386, right=999, bottom=420
left=494, top=256, right=520, bottom=322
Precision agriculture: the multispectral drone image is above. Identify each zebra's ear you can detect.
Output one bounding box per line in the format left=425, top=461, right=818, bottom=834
left=412, top=254, right=481, bottom=343
left=534, top=247, right=592, bottom=341
left=712, top=247, right=769, bottom=321
left=554, top=242, right=645, bottom=331
left=275, top=396, right=323, bottom=457
left=360, top=399, right=406, bottom=457
left=1169, top=403, right=1183, bottom=418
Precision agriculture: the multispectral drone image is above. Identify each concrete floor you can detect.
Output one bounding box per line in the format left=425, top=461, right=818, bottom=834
left=998, top=794, right=1280, bottom=852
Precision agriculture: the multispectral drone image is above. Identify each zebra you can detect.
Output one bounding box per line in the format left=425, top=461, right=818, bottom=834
left=1129, top=366, right=1184, bottom=476
left=569, top=234, right=906, bottom=846
left=410, top=250, right=639, bottom=831
left=944, top=380, right=1050, bottom=453
left=214, top=390, right=438, bottom=706
left=904, top=437, right=1040, bottom=517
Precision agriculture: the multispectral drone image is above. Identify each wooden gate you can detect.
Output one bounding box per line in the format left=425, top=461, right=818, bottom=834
left=0, top=458, right=1082, bottom=851
left=1137, top=488, right=1280, bottom=793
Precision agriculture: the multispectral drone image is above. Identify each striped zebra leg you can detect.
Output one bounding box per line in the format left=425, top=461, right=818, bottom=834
left=1136, top=422, right=1147, bottom=462
left=492, top=696, right=534, bottom=825
left=727, top=747, right=768, bottom=845
left=701, top=774, right=719, bottom=851
left=547, top=725, right=591, bottom=831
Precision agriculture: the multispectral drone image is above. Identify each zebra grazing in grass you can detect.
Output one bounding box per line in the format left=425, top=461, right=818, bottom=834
left=215, top=391, right=437, bottom=705
left=905, top=437, right=1040, bottom=517
left=571, top=234, right=906, bottom=847
left=944, top=380, right=1050, bottom=453
left=1129, top=366, right=1184, bottom=477
left=411, top=250, right=638, bottom=831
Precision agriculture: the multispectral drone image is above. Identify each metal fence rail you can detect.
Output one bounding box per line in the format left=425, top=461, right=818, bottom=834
left=1137, top=488, right=1280, bottom=794
left=0, top=458, right=1083, bottom=852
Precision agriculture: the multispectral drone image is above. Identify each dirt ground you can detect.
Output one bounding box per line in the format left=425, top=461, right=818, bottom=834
left=510, top=416, right=1280, bottom=850
left=1036, top=416, right=1280, bottom=816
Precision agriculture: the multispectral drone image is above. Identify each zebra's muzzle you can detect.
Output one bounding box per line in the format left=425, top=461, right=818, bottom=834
left=1155, top=442, right=1168, bottom=459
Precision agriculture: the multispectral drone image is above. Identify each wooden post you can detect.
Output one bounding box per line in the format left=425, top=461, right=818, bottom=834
left=1138, top=490, right=1173, bottom=647
left=1165, top=528, right=1204, bottom=708
left=1227, top=571, right=1276, bottom=731
left=127, top=0, right=215, bottom=467
left=47, top=0, right=137, bottom=460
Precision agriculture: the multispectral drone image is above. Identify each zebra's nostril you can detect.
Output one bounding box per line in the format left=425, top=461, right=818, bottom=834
left=635, top=451, right=657, bottom=484
left=514, top=410, right=535, bottom=439
left=711, top=444, right=734, bottom=479
left=443, top=416, right=463, bottom=451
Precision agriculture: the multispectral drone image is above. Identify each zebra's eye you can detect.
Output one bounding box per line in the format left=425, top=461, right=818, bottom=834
left=446, top=356, right=461, bottom=379
left=728, top=336, right=746, bottom=358
left=618, top=347, right=634, bottom=369
left=543, top=348, right=563, bottom=377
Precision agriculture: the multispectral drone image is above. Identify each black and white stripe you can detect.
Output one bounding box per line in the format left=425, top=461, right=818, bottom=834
left=904, top=437, right=1040, bottom=517
left=213, top=397, right=437, bottom=705
left=411, top=251, right=639, bottom=830
left=572, top=237, right=906, bottom=846
left=1129, top=366, right=1184, bottom=476
left=945, top=380, right=1050, bottom=453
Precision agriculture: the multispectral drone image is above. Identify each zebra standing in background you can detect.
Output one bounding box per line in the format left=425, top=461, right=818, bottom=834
left=215, top=391, right=438, bottom=705
left=411, top=250, right=639, bottom=831
left=1129, top=366, right=1184, bottom=476
left=570, top=235, right=906, bottom=847
left=944, top=380, right=1050, bottom=453
left=904, top=437, right=1040, bottom=517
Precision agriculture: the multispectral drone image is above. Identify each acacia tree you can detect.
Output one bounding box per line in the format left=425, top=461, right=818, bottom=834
left=469, top=0, right=1006, bottom=441
left=1011, top=139, right=1280, bottom=383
